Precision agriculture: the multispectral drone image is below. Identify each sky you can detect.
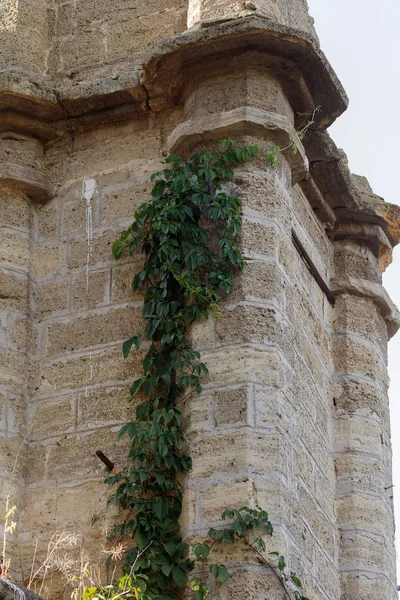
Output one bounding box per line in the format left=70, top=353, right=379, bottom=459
left=307, top=0, right=400, bottom=577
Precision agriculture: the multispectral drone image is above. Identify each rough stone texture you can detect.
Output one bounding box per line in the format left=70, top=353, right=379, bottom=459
left=1, top=1, right=400, bottom=599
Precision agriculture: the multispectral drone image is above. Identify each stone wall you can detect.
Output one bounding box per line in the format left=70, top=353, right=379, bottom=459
left=1, top=1, right=399, bottom=599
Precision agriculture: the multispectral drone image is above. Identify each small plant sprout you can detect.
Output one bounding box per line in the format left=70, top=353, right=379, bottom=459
left=267, top=105, right=322, bottom=167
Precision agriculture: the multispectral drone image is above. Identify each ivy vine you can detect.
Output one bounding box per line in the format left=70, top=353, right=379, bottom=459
left=83, top=138, right=311, bottom=600
left=106, top=139, right=257, bottom=599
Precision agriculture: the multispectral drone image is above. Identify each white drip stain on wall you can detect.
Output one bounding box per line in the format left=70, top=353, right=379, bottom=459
left=85, top=345, right=94, bottom=398
left=82, top=178, right=96, bottom=291
left=82, top=179, right=96, bottom=397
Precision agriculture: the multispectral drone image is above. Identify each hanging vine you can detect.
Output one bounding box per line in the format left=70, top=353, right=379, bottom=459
left=82, top=137, right=312, bottom=600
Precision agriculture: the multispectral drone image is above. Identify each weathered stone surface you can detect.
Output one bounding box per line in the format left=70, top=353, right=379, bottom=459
left=1, top=2, right=400, bottom=599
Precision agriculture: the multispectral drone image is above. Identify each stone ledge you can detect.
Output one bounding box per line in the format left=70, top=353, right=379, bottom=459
left=168, top=106, right=308, bottom=184
left=331, top=276, right=400, bottom=339
left=0, top=163, right=54, bottom=203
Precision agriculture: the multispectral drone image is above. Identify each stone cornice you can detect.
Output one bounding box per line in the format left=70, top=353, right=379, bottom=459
left=306, top=131, right=400, bottom=252
left=142, top=15, right=348, bottom=124
left=0, top=15, right=347, bottom=129
left=1, top=12, right=398, bottom=247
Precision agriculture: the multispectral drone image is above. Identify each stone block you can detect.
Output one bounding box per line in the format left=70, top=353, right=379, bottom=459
left=110, top=262, right=144, bottom=304
left=333, top=294, right=387, bottom=356
left=186, top=70, right=293, bottom=123
left=294, top=325, right=329, bottom=393
left=45, top=306, right=142, bottom=356
left=188, top=0, right=318, bottom=39
left=240, top=217, right=278, bottom=259
left=213, top=386, right=249, bottom=427
left=34, top=279, right=68, bottom=319
left=38, top=345, right=143, bottom=394
left=188, top=429, right=289, bottom=479
left=254, top=388, right=288, bottom=430
left=202, top=346, right=284, bottom=389
left=0, top=189, right=30, bottom=230
left=333, top=336, right=387, bottom=384
left=6, top=394, right=26, bottom=434
left=314, top=546, right=340, bottom=600
left=215, top=304, right=291, bottom=353
left=335, top=416, right=383, bottom=458
left=0, top=229, right=29, bottom=270
left=32, top=244, right=65, bottom=279
left=335, top=453, right=387, bottom=497
left=298, top=484, right=336, bottom=559
left=313, top=465, right=337, bottom=523
left=8, top=314, right=31, bottom=352
left=36, top=201, right=58, bottom=239
left=68, top=228, right=118, bottom=270
left=293, top=441, right=314, bottom=492
left=0, top=349, right=30, bottom=391
left=179, top=488, right=196, bottom=532
left=62, top=195, right=99, bottom=235
left=188, top=316, right=215, bottom=349
left=314, top=397, right=331, bottom=439
left=45, top=428, right=130, bottom=484
left=102, top=179, right=152, bottom=224
left=298, top=416, right=333, bottom=481
left=333, top=377, right=385, bottom=419
left=226, top=570, right=286, bottom=600
left=64, top=120, right=161, bottom=182
left=70, top=270, right=109, bottom=311
left=28, top=396, right=76, bottom=441
left=0, top=436, right=28, bottom=480
left=0, top=267, right=28, bottom=312
left=340, top=529, right=393, bottom=572
left=55, top=2, right=75, bottom=37
left=0, top=135, right=43, bottom=170
left=105, top=10, right=186, bottom=60
left=18, top=485, right=58, bottom=538
left=337, top=494, right=392, bottom=537
left=234, top=170, right=292, bottom=229
left=201, top=479, right=255, bottom=522
left=181, top=392, right=212, bottom=435
left=292, top=283, right=331, bottom=355
left=230, top=261, right=285, bottom=308
left=341, top=572, right=395, bottom=600
left=0, top=390, right=6, bottom=431
left=292, top=184, right=332, bottom=271
left=314, top=283, right=326, bottom=317
left=334, top=243, right=382, bottom=283
left=77, top=386, right=133, bottom=428
left=58, top=25, right=106, bottom=75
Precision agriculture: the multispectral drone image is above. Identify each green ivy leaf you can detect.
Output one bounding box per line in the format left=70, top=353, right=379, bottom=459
left=278, top=555, right=286, bottom=572
left=122, top=336, right=141, bottom=358
left=193, top=544, right=210, bottom=559
left=112, top=240, right=124, bottom=260
left=291, top=574, right=302, bottom=588
left=217, top=565, right=229, bottom=584
left=172, top=566, right=187, bottom=588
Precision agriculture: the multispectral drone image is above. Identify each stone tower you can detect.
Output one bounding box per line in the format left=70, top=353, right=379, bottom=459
left=1, top=1, right=399, bottom=598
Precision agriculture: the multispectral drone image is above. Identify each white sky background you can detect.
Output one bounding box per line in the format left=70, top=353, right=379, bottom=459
left=307, top=0, right=400, bottom=579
